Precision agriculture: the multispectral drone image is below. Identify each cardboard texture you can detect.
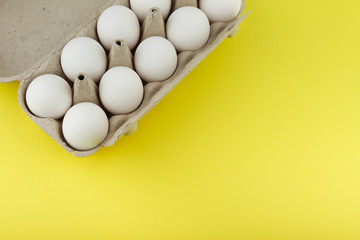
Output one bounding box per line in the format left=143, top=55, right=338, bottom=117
left=0, top=0, right=249, bottom=157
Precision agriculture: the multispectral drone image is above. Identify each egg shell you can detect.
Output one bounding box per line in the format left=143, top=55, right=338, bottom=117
left=97, top=5, right=140, bottom=51
left=62, top=102, right=109, bottom=151
left=26, top=74, right=72, bottom=119
left=135, top=36, right=178, bottom=82
left=166, top=6, right=210, bottom=52
left=99, top=66, right=144, bottom=115
left=130, top=0, right=171, bottom=22
left=60, top=37, right=107, bottom=83
left=199, top=0, right=242, bottom=23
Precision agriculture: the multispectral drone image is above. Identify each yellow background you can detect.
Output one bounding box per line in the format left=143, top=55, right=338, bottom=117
left=1, top=0, right=360, bottom=239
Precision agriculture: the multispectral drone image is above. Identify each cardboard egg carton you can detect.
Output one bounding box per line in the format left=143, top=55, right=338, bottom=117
left=0, top=0, right=249, bottom=157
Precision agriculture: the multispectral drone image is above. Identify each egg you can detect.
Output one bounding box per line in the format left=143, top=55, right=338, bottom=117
left=130, top=0, right=171, bottom=22
left=166, top=6, right=210, bottom=52
left=26, top=74, right=72, bottom=119
left=61, top=37, right=107, bottom=83
left=134, top=36, right=177, bottom=82
left=99, top=66, right=144, bottom=115
left=199, top=0, right=242, bottom=23
left=97, top=5, right=140, bottom=51
left=62, top=102, right=109, bottom=151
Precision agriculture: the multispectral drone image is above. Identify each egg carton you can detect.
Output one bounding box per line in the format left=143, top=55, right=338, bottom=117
left=0, top=0, right=249, bottom=157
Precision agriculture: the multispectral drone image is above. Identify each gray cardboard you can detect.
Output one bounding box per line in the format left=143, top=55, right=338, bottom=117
left=0, top=0, right=108, bottom=81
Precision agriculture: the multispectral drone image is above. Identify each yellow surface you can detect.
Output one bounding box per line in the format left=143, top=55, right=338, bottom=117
left=1, top=0, right=360, bottom=239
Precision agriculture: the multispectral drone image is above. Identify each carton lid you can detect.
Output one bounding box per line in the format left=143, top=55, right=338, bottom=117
left=0, top=0, right=107, bottom=82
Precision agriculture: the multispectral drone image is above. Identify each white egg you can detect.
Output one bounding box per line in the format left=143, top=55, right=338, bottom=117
left=26, top=74, right=72, bottom=119
left=61, top=37, right=107, bottom=83
left=134, top=36, right=177, bottom=82
left=199, top=0, right=242, bottom=23
left=99, top=67, right=144, bottom=115
left=97, top=5, right=140, bottom=51
left=166, top=6, right=210, bottom=52
left=62, top=102, right=109, bottom=151
left=130, top=0, right=171, bottom=22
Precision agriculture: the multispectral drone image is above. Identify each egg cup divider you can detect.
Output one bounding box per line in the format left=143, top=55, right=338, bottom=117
left=1, top=0, right=249, bottom=157
left=173, top=0, right=198, bottom=11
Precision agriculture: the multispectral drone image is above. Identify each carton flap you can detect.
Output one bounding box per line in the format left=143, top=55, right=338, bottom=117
left=0, top=0, right=107, bottom=82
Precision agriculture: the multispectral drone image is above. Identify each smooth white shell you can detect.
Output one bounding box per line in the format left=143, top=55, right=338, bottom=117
left=26, top=74, right=72, bottom=119
left=97, top=5, right=140, bottom=51
left=99, top=67, right=144, bottom=115
left=62, top=102, right=109, bottom=151
left=166, top=6, right=210, bottom=52
left=130, top=0, right=171, bottom=22
left=134, top=36, right=178, bottom=82
left=199, top=0, right=242, bottom=23
left=61, top=37, right=107, bottom=83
